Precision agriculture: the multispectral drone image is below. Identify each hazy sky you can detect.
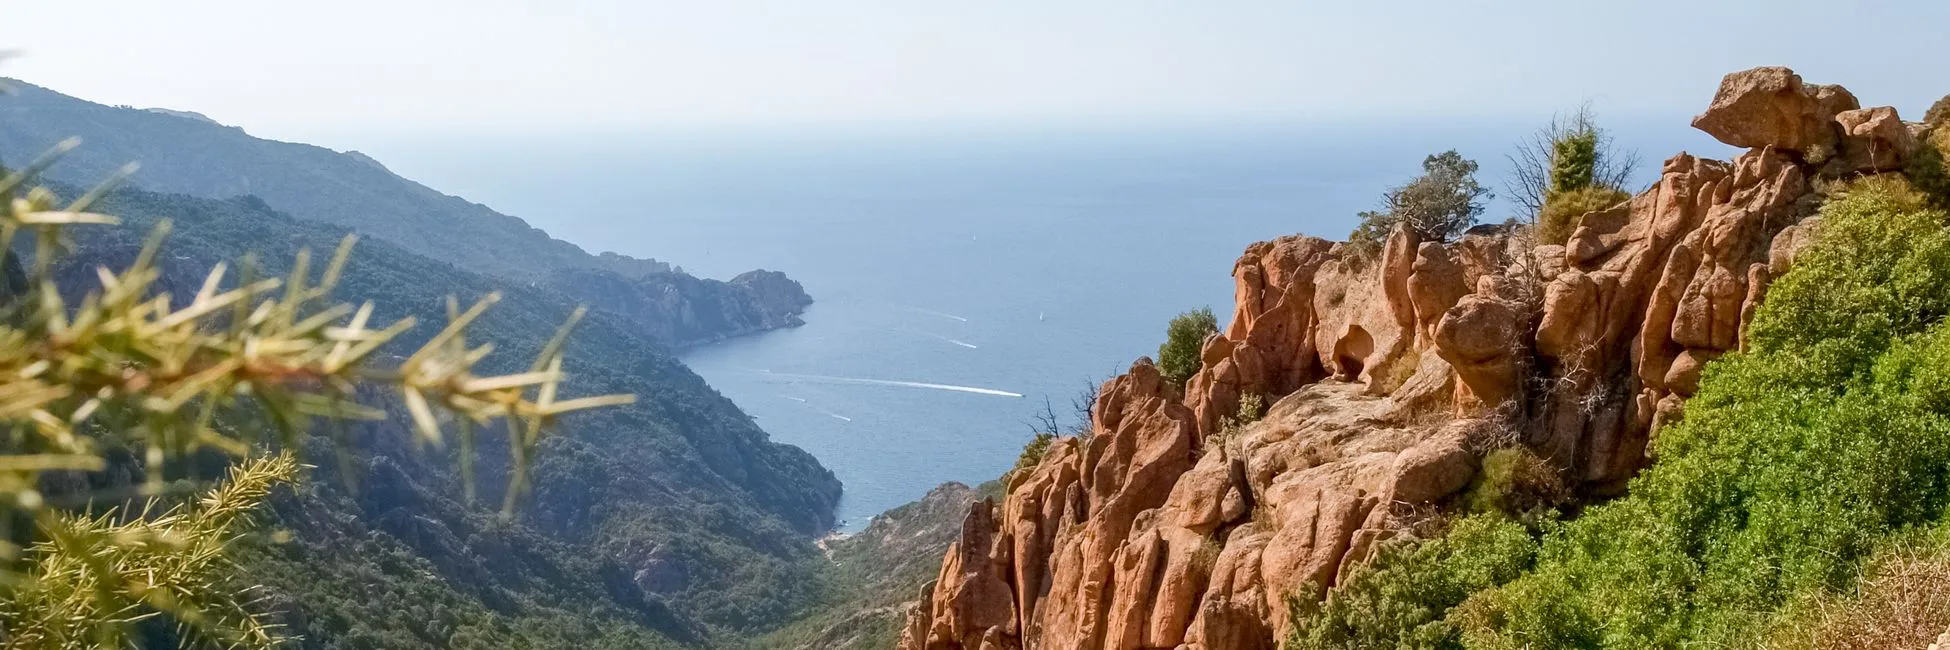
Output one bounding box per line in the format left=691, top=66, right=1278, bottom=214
left=10, top=1, right=1950, bottom=141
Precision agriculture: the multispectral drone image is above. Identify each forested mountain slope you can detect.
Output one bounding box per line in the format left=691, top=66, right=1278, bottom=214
left=39, top=184, right=841, bottom=648
left=0, top=80, right=809, bottom=348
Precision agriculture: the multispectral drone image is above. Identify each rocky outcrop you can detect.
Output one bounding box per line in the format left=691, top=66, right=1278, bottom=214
left=1834, top=106, right=1918, bottom=174
left=730, top=269, right=816, bottom=320
left=1692, top=66, right=1857, bottom=155
left=898, top=67, right=1914, bottom=650
left=547, top=266, right=812, bottom=348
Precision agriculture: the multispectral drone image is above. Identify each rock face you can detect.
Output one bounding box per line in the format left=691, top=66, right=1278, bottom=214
left=897, top=67, right=1904, bottom=650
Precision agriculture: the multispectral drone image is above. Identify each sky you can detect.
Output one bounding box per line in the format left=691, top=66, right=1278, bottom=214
left=8, top=0, right=1950, bottom=142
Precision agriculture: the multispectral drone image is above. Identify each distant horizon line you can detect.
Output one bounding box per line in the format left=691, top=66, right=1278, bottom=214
left=273, top=109, right=1708, bottom=141
left=8, top=74, right=1716, bottom=149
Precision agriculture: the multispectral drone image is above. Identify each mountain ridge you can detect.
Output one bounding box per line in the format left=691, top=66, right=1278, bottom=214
left=0, top=78, right=809, bottom=349
left=41, top=182, right=842, bottom=647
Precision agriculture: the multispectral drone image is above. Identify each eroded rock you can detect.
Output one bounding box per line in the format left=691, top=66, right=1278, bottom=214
left=898, top=66, right=1863, bottom=650
left=1693, top=66, right=1856, bottom=155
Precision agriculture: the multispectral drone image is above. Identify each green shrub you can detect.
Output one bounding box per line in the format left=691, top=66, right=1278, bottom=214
left=1345, top=212, right=1395, bottom=261
left=1460, top=448, right=1569, bottom=519
left=1158, top=307, right=1219, bottom=388
left=1535, top=185, right=1629, bottom=245
left=1925, top=93, right=1950, bottom=131
left=1546, top=128, right=1599, bottom=197
left=1524, top=111, right=1632, bottom=246
left=1286, top=516, right=1536, bottom=650
left=1229, top=392, right=1265, bottom=428
left=1347, top=151, right=1492, bottom=258
left=1910, top=126, right=1950, bottom=210
left=1505, top=105, right=1638, bottom=220
left=1012, top=432, right=1056, bottom=475
left=1457, top=178, right=1950, bottom=647
left=1746, top=176, right=1950, bottom=384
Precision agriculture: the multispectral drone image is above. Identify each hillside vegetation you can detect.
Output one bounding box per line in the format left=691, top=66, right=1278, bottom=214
left=1286, top=177, right=1950, bottom=648
left=0, top=80, right=811, bottom=349
left=28, top=183, right=842, bottom=648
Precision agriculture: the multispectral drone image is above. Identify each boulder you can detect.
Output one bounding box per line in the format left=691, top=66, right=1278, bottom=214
left=1433, top=293, right=1529, bottom=409
left=1407, top=242, right=1470, bottom=344
left=1832, top=106, right=1917, bottom=173
left=1692, top=66, right=1856, bottom=155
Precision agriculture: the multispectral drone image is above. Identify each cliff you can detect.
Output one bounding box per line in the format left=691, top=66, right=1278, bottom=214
left=898, top=66, right=1921, bottom=650
left=0, top=79, right=810, bottom=348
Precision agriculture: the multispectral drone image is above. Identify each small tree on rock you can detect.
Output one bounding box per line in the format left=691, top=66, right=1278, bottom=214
left=1158, top=307, right=1219, bottom=388
left=1508, top=106, right=1641, bottom=245
left=1506, top=104, right=1640, bottom=222
left=1349, top=150, right=1492, bottom=257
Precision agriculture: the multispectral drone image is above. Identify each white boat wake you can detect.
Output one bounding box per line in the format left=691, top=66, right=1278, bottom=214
left=824, top=412, right=854, bottom=422
left=761, top=371, right=1023, bottom=398
left=925, top=332, right=981, bottom=349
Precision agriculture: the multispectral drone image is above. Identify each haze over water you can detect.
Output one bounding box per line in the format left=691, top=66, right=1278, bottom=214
left=360, top=120, right=1723, bottom=530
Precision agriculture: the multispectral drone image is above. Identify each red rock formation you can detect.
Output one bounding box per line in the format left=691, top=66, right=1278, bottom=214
left=898, top=67, right=1912, bottom=650
left=1691, top=65, right=1857, bottom=155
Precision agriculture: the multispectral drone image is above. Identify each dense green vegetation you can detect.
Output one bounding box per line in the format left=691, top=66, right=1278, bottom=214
left=1286, top=516, right=1537, bottom=650
left=24, top=184, right=842, bottom=647
left=221, top=452, right=692, bottom=650
left=1287, top=177, right=1950, bottom=648
left=1457, top=447, right=1568, bottom=521
left=1459, top=177, right=1950, bottom=647
left=1910, top=96, right=1950, bottom=210
left=1158, top=307, right=1220, bottom=388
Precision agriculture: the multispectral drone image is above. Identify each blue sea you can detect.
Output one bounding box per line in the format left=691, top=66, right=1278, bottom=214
left=351, top=118, right=1723, bottom=530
